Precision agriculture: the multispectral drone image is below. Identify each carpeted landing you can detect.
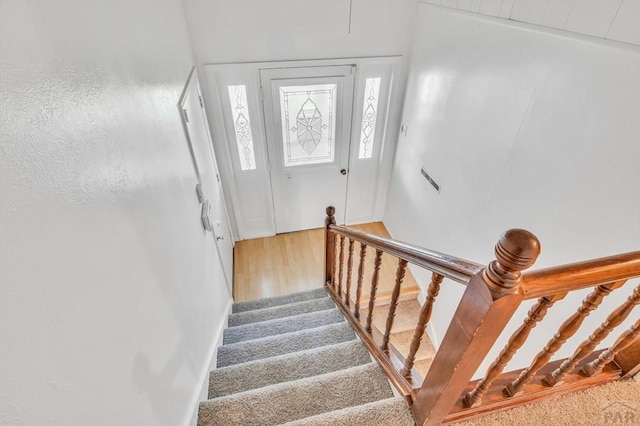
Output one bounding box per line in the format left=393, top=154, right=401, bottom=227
left=198, top=287, right=416, bottom=426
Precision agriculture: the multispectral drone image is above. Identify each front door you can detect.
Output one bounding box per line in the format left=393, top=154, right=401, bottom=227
left=260, top=66, right=355, bottom=233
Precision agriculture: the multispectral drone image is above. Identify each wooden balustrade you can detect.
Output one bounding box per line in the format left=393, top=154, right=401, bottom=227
left=322, top=206, right=640, bottom=426
left=345, top=239, right=354, bottom=306
left=582, top=318, right=640, bottom=377
left=504, top=281, right=622, bottom=397
left=354, top=243, right=367, bottom=319
left=463, top=292, right=566, bottom=407
left=337, top=236, right=345, bottom=296
left=413, top=229, right=541, bottom=426
left=381, top=259, right=408, bottom=352
left=545, top=281, right=639, bottom=386
left=401, top=272, right=443, bottom=379
left=323, top=206, right=336, bottom=286
left=365, top=249, right=383, bottom=334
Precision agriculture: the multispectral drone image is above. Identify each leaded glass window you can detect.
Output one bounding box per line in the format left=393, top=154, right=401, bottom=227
left=358, top=77, right=381, bottom=159
left=279, top=84, right=337, bottom=167
left=227, top=85, right=257, bottom=171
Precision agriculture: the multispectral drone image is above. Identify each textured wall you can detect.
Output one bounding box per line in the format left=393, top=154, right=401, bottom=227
left=384, top=5, right=640, bottom=375
left=0, top=1, right=231, bottom=425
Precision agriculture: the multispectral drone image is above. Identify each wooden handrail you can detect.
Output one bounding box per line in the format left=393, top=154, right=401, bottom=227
left=521, top=251, right=640, bottom=299
left=329, top=224, right=484, bottom=284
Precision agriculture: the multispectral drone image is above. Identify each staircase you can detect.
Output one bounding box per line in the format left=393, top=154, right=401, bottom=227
left=199, top=207, right=640, bottom=425
left=197, top=288, right=415, bottom=426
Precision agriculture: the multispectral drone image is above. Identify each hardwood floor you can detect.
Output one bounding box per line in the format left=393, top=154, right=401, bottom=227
left=233, top=222, right=420, bottom=303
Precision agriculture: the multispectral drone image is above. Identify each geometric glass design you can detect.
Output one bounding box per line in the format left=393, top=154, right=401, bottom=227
left=358, top=77, right=381, bottom=159
left=227, top=85, right=257, bottom=171
left=279, top=84, right=337, bottom=167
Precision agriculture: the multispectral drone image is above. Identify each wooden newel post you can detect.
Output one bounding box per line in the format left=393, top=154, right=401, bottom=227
left=324, top=206, right=336, bottom=287
left=412, top=229, right=540, bottom=426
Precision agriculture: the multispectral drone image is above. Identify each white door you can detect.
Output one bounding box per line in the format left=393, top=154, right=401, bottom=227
left=180, top=69, right=234, bottom=293
left=260, top=66, right=355, bottom=233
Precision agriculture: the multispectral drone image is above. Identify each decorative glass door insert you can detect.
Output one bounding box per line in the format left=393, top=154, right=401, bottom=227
left=279, top=84, right=337, bottom=167
left=260, top=65, right=355, bottom=233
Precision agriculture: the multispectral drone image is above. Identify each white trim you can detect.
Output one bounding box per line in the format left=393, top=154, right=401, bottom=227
left=185, top=299, right=233, bottom=426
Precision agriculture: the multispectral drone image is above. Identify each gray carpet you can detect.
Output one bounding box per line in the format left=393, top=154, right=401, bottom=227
left=232, top=287, right=328, bottom=313
left=209, top=340, right=372, bottom=398
left=228, top=296, right=336, bottom=326
left=282, top=397, right=415, bottom=426
left=199, top=363, right=393, bottom=426
left=200, top=288, right=410, bottom=426
left=223, top=308, right=344, bottom=344
left=217, top=321, right=356, bottom=367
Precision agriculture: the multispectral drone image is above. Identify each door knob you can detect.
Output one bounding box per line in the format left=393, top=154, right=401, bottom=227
left=216, top=235, right=224, bottom=241
left=340, top=169, right=347, bottom=175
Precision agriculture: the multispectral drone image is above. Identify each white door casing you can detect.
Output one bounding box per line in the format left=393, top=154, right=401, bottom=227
left=260, top=66, right=355, bottom=233
left=179, top=68, right=234, bottom=294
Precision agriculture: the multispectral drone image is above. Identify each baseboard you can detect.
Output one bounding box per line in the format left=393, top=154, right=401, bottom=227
left=185, top=299, right=233, bottom=426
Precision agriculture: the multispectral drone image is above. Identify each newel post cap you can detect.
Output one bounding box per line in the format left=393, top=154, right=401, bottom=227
left=326, top=206, right=336, bottom=217
left=325, top=206, right=336, bottom=227
left=495, top=229, right=541, bottom=272
left=484, top=228, right=540, bottom=298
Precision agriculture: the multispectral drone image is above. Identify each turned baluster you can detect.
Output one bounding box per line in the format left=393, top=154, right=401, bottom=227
left=463, top=292, right=565, bottom=407
left=582, top=318, right=640, bottom=377
left=504, top=282, right=618, bottom=397
left=354, top=243, right=367, bottom=319
left=345, top=239, right=355, bottom=306
left=545, top=281, right=637, bottom=386
left=324, top=206, right=336, bottom=286
left=337, top=236, right=345, bottom=296
left=400, top=272, right=444, bottom=379
left=365, top=250, right=383, bottom=334
left=381, top=259, right=408, bottom=352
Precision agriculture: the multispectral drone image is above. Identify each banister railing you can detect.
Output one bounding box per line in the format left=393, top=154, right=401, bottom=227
left=322, top=206, right=640, bottom=425
left=328, top=223, right=484, bottom=284
left=520, top=252, right=640, bottom=298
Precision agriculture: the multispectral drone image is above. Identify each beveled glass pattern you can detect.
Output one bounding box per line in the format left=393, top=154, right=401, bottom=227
left=227, top=85, right=256, bottom=171
left=279, top=84, right=337, bottom=167
left=358, top=77, right=381, bottom=159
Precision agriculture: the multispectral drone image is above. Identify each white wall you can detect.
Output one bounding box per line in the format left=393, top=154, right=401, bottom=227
left=0, top=1, right=231, bottom=425
left=182, top=0, right=417, bottom=239
left=385, top=5, right=640, bottom=376
left=422, top=0, right=640, bottom=46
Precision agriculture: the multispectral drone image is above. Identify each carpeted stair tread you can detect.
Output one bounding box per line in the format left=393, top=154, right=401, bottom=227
left=209, top=340, right=372, bottom=398
left=228, top=297, right=336, bottom=327
left=216, top=322, right=355, bottom=367
left=232, top=287, right=328, bottom=313
left=223, top=308, right=344, bottom=344
left=198, top=363, right=393, bottom=426
left=281, top=396, right=415, bottom=426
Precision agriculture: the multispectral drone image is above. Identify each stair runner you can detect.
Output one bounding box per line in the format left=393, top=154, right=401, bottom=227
left=198, top=287, right=415, bottom=426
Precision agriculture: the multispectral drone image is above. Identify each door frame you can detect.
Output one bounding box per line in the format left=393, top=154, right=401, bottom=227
left=260, top=65, right=357, bottom=232
left=178, top=67, right=235, bottom=293
left=205, top=56, right=403, bottom=240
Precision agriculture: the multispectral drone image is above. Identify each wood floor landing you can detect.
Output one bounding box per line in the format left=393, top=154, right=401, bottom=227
left=233, top=222, right=420, bottom=303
